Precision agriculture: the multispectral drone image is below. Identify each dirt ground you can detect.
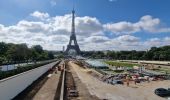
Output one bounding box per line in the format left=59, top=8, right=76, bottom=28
left=33, top=71, right=61, bottom=100
left=69, top=61, right=170, bottom=100
left=69, top=62, right=100, bottom=100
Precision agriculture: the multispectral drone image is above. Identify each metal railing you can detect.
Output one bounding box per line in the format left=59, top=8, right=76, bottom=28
left=60, top=62, right=65, bottom=100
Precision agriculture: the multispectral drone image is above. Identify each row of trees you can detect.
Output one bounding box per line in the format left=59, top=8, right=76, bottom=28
left=0, top=42, right=54, bottom=65
left=81, top=45, right=170, bottom=61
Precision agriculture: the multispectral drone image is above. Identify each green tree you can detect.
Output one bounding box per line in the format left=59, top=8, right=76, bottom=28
left=0, top=42, right=7, bottom=55
left=32, top=45, right=43, bottom=54
left=48, top=52, right=54, bottom=59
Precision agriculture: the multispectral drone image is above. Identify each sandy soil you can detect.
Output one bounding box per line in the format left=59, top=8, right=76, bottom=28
left=33, top=71, right=61, bottom=100
left=69, top=61, right=170, bottom=100
left=121, top=60, right=170, bottom=64
left=69, top=62, right=100, bottom=100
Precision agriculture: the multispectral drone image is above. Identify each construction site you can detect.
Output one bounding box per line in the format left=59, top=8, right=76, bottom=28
left=9, top=59, right=169, bottom=100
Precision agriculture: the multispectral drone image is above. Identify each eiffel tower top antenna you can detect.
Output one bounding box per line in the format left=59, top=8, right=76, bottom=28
left=72, top=0, right=75, bottom=11
left=73, top=1, right=75, bottom=10
left=71, top=1, right=75, bottom=35
left=72, top=4, right=75, bottom=14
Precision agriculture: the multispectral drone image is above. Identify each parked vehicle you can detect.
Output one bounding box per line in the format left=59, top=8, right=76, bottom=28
left=111, top=80, right=124, bottom=85
left=154, top=88, right=170, bottom=97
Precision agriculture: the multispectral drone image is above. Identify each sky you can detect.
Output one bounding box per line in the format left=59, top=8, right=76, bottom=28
left=0, top=0, right=170, bottom=51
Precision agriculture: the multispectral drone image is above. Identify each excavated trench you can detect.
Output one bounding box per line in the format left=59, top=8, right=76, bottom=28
left=64, top=61, right=78, bottom=100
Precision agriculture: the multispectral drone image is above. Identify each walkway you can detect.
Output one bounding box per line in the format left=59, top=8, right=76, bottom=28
left=33, top=71, right=61, bottom=100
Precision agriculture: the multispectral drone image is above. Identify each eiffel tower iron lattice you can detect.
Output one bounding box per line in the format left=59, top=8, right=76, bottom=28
left=65, top=9, right=81, bottom=55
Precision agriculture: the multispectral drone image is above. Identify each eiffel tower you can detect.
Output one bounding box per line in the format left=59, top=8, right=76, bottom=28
left=65, top=9, right=81, bottom=55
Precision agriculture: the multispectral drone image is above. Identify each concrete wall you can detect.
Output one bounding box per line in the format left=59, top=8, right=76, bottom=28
left=0, top=61, right=58, bottom=100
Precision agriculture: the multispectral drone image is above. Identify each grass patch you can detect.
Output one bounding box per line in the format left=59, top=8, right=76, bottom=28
left=155, top=68, right=170, bottom=74
left=105, top=61, right=139, bottom=68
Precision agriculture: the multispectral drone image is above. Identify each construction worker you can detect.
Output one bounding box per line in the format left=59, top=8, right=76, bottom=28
left=126, top=75, right=130, bottom=86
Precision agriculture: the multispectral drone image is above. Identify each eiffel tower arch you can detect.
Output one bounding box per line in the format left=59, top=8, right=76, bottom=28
left=65, top=9, right=81, bottom=55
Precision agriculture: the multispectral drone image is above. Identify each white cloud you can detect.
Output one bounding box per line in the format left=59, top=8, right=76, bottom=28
left=104, top=15, right=170, bottom=35
left=115, top=35, right=139, bottom=42
left=49, top=14, right=103, bottom=36
left=164, top=37, right=170, bottom=42
left=142, top=38, right=170, bottom=50
left=108, top=0, right=117, bottom=2
left=143, top=38, right=161, bottom=47
left=104, top=22, right=140, bottom=35
left=0, top=11, right=104, bottom=51
left=78, top=34, right=141, bottom=51
left=84, top=36, right=110, bottom=43
left=50, top=0, right=57, bottom=6
left=76, top=16, right=103, bottom=36
left=0, top=11, right=170, bottom=51
left=30, top=11, right=50, bottom=20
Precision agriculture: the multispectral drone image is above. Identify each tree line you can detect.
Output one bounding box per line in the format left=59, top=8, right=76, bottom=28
left=81, top=45, right=170, bottom=61
left=0, top=42, right=54, bottom=65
